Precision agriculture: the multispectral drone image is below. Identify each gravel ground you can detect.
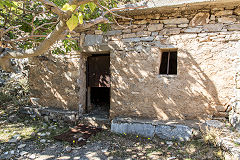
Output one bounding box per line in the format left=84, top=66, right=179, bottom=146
left=0, top=105, right=224, bottom=160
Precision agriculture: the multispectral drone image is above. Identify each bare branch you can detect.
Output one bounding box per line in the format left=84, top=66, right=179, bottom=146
left=10, top=11, right=32, bottom=26
left=32, top=21, right=59, bottom=34
left=75, top=16, right=109, bottom=31
left=4, top=25, right=22, bottom=35
left=69, top=0, right=95, bottom=6
left=107, top=5, right=146, bottom=12
left=98, top=0, right=146, bottom=18
left=38, top=0, right=65, bottom=16
left=16, top=6, right=42, bottom=14
left=0, top=21, right=67, bottom=61
left=31, top=13, right=38, bottom=35
left=98, top=2, right=132, bottom=20
left=5, top=35, right=47, bottom=43
left=0, top=0, right=147, bottom=72
left=97, top=0, right=146, bottom=29
left=113, top=17, right=132, bottom=29
left=0, top=25, right=22, bottom=39
left=7, top=41, right=18, bottom=51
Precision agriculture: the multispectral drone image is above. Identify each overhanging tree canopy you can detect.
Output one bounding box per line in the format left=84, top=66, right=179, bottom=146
left=0, top=0, right=144, bottom=72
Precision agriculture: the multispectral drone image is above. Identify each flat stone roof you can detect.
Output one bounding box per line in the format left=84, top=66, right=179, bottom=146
left=117, top=0, right=240, bottom=15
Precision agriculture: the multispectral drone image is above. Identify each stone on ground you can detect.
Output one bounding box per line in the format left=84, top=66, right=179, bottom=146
left=205, top=120, right=225, bottom=128
left=18, top=144, right=26, bottom=149
left=20, top=151, right=28, bottom=156
left=111, top=118, right=194, bottom=141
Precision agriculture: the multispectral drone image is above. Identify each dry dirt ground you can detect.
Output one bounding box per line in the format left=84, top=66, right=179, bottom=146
left=0, top=105, right=224, bottom=160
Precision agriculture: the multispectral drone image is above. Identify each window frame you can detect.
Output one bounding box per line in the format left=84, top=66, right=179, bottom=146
left=159, top=49, right=178, bottom=76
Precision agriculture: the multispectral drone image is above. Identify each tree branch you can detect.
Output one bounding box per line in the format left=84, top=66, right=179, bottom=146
left=38, top=0, right=65, bottom=16
left=97, top=0, right=146, bottom=29
left=0, top=21, right=67, bottom=71
left=32, top=21, right=59, bottom=35
left=4, top=35, right=47, bottom=43
left=16, top=6, right=42, bottom=14
left=75, top=16, right=109, bottom=32
left=0, top=25, right=21, bottom=39
left=98, top=2, right=132, bottom=20
left=0, top=0, right=147, bottom=72
left=69, top=0, right=95, bottom=6
left=10, top=10, right=32, bottom=26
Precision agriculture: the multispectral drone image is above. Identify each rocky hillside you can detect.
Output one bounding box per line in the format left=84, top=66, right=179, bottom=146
left=0, top=58, right=29, bottom=106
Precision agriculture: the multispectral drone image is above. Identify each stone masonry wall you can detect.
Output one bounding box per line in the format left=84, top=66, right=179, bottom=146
left=81, top=4, right=240, bottom=120
left=229, top=45, right=240, bottom=132
left=29, top=52, right=86, bottom=112
left=29, top=4, right=240, bottom=121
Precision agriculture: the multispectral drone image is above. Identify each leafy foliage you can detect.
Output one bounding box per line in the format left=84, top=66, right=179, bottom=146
left=66, top=14, right=79, bottom=31
left=0, top=0, right=137, bottom=55
left=0, top=0, right=58, bottom=49
left=52, top=39, right=80, bottom=55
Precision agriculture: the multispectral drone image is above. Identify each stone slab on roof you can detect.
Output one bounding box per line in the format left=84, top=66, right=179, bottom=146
left=117, top=0, right=240, bottom=15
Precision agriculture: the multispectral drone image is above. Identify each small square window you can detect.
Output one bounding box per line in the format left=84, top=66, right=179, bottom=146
left=159, top=51, right=177, bottom=75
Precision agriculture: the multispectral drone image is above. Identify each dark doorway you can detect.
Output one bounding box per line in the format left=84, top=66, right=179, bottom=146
left=86, top=54, right=110, bottom=118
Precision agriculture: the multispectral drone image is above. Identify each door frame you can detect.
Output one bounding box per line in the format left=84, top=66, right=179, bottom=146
left=85, top=53, right=110, bottom=113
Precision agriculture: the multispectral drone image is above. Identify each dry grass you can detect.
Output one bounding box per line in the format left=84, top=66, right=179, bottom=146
left=0, top=105, right=225, bottom=160
left=90, top=130, right=224, bottom=160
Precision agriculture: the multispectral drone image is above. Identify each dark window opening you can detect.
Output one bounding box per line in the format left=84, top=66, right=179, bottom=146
left=159, top=51, right=177, bottom=75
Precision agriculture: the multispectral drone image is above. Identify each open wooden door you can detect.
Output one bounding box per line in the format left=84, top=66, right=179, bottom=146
left=86, top=54, right=110, bottom=117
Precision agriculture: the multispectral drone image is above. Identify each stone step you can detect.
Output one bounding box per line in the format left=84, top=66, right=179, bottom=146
left=111, top=118, right=201, bottom=141
left=79, top=116, right=111, bottom=129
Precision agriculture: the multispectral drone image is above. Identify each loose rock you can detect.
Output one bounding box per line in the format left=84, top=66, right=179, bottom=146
left=8, top=114, right=17, bottom=122
left=65, top=146, right=72, bottom=152
left=18, top=144, right=26, bottom=149
left=40, top=133, right=46, bottom=137
left=20, top=151, right=28, bottom=156
left=30, top=132, right=36, bottom=137
left=29, top=154, right=36, bottom=159
left=8, top=138, right=18, bottom=143
left=205, top=120, right=225, bottom=128
left=166, top=141, right=173, bottom=145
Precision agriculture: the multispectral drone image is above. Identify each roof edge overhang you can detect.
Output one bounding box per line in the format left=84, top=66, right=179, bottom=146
left=116, top=0, right=240, bottom=16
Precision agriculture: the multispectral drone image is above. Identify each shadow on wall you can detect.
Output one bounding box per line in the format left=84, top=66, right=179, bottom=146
left=109, top=40, right=234, bottom=120
left=29, top=54, right=83, bottom=111
left=28, top=39, right=235, bottom=120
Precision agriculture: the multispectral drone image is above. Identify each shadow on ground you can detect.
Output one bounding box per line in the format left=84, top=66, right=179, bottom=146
left=0, top=105, right=224, bottom=160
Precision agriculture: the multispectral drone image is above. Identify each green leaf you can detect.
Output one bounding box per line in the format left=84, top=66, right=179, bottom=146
left=11, top=1, right=18, bottom=8
left=88, top=2, right=96, bottom=13
left=62, top=3, right=77, bottom=12
left=62, top=3, right=71, bottom=11
left=80, top=4, right=86, bottom=12
left=78, top=12, right=83, bottom=24
left=3, top=0, right=12, bottom=7
left=70, top=5, right=77, bottom=11
left=66, top=14, right=78, bottom=31
left=0, top=3, right=3, bottom=9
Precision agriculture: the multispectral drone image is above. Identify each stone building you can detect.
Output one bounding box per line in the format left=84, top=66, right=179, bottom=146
left=29, top=0, right=240, bottom=129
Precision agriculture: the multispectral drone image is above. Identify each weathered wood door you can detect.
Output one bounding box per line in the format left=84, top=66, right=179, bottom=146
left=87, top=54, right=110, bottom=88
